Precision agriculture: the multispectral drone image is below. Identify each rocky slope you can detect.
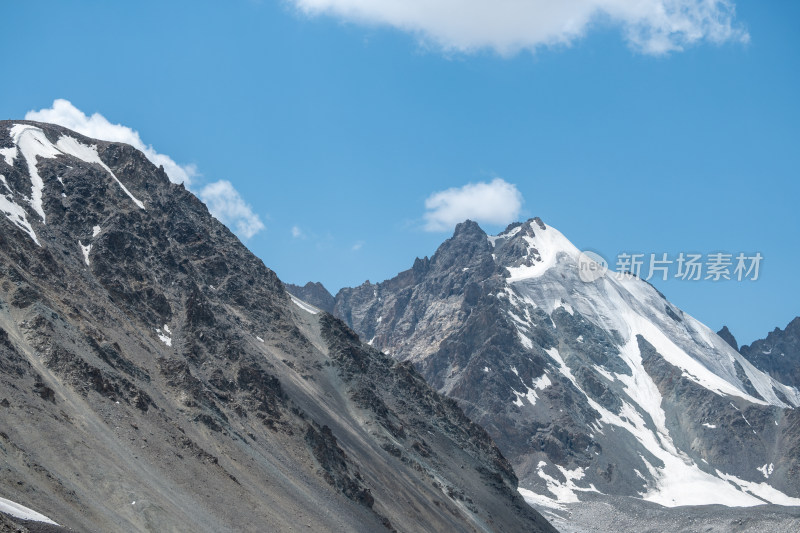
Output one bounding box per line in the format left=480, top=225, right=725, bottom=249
left=739, top=318, right=800, bottom=389
left=332, top=218, right=800, bottom=516
left=0, top=121, right=555, bottom=533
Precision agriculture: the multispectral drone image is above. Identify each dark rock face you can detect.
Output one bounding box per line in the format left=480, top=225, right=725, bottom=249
left=717, top=325, right=739, bottom=351
left=285, top=281, right=335, bottom=313
left=741, top=318, right=800, bottom=388
left=0, top=121, right=555, bottom=533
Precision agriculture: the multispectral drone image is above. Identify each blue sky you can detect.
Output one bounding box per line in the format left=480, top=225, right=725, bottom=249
left=3, top=0, right=798, bottom=344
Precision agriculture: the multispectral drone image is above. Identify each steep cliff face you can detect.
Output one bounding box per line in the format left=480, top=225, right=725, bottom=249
left=0, top=121, right=555, bottom=533
left=334, top=218, right=800, bottom=512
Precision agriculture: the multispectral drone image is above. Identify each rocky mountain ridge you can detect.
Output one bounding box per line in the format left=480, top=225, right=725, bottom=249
left=327, top=217, right=800, bottom=523
left=739, top=318, right=800, bottom=389
left=0, top=120, right=555, bottom=533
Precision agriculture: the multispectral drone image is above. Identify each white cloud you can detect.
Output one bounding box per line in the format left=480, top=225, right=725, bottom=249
left=25, top=99, right=196, bottom=185
left=290, top=0, right=748, bottom=55
left=199, top=181, right=265, bottom=239
left=291, top=225, right=305, bottom=238
left=351, top=241, right=364, bottom=251
left=24, top=99, right=265, bottom=239
left=423, top=178, right=522, bottom=232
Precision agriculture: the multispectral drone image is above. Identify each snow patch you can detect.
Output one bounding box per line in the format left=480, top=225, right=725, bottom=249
left=0, top=146, right=16, bottom=166
left=518, top=487, right=566, bottom=511
left=534, top=461, right=600, bottom=505
left=155, top=326, right=172, bottom=347
left=0, top=174, right=40, bottom=245
left=556, top=299, right=573, bottom=315
left=533, top=373, right=552, bottom=390
left=512, top=370, right=552, bottom=408
left=79, top=241, right=91, bottom=265
left=0, top=496, right=58, bottom=525
left=92, top=225, right=101, bottom=237
left=757, top=463, right=774, bottom=479
left=517, top=331, right=533, bottom=349
left=702, top=423, right=717, bottom=429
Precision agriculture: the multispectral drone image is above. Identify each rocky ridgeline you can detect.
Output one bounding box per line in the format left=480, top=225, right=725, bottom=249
left=738, top=318, right=800, bottom=389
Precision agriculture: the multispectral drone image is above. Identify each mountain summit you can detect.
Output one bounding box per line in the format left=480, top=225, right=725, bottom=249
left=0, top=121, right=554, bottom=532
left=332, top=217, right=800, bottom=521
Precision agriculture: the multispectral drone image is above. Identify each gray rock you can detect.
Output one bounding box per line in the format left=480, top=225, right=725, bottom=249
left=717, top=325, right=739, bottom=351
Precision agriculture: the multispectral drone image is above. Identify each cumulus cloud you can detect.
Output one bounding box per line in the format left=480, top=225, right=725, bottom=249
left=423, top=178, right=523, bottom=232
left=25, top=99, right=196, bottom=185
left=25, top=99, right=265, bottom=239
left=290, top=0, right=748, bottom=55
left=199, top=181, right=265, bottom=239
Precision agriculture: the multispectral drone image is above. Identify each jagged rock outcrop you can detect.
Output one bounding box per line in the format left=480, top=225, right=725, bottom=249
left=0, top=121, right=555, bottom=533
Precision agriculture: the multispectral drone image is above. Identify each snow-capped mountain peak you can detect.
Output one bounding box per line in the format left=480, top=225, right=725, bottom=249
left=333, top=216, right=800, bottom=516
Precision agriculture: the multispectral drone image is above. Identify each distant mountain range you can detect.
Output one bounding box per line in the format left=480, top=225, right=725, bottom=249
left=0, top=121, right=555, bottom=532
left=291, top=218, right=800, bottom=529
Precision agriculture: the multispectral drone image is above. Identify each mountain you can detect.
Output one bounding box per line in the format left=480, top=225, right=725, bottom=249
left=740, top=318, right=800, bottom=389
left=0, top=121, right=555, bottom=533
left=332, top=218, right=800, bottom=522
left=285, top=282, right=335, bottom=314
left=717, top=325, right=739, bottom=352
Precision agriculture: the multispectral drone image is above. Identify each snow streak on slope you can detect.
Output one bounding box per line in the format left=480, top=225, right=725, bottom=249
left=3, top=123, right=144, bottom=226
left=9, top=125, right=63, bottom=222
left=290, top=295, right=320, bottom=315
left=0, top=495, right=59, bottom=525
left=0, top=174, right=40, bottom=245
left=494, top=220, right=800, bottom=508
